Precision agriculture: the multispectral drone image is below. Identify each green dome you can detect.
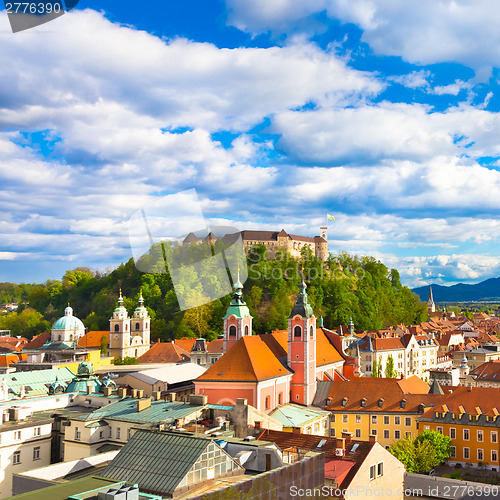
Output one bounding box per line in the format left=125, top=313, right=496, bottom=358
left=77, top=361, right=93, bottom=376
left=52, top=306, right=85, bottom=331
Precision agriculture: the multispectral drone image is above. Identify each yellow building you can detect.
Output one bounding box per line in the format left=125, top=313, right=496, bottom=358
left=418, top=386, right=500, bottom=470
left=321, top=376, right=444, bottom=448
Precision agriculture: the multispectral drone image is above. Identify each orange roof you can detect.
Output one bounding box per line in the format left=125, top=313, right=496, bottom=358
left=0, top=353, right=26, bottom=367
left=470, top=361, right=500, bottom=382
left=137, top=342, right=191, bottom=364
left=24, top=331, right=51, bottom=349
left=173, top=338, right=196, bottom=352
left=207, top=339, right=223, bottom=354
left=196, top=335, right=292, bottom=382
left=77, top=331, right=109, bottom=349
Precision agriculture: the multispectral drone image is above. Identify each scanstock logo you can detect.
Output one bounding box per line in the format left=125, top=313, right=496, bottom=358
left=3, top=0, right=79, bottom=33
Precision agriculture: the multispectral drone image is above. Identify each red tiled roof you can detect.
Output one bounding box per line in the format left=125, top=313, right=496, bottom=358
left=469, top=361, right=500, bottom=382
left=173, top=338, right=196, bottom=352
left=24, top=331, right=51, bottom=349
left=196, top=335, right=292, bottom=382
left=137, top=342, right=191, bottom=364
left=207, top=339, right=223, bottom=354
left=0, top=353, right=26, bottom=367
left=77, top=331, right=109, bottom=349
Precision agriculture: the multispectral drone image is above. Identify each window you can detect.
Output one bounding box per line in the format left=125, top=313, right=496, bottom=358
left=450, top=428, right=456, bottom=439
left=331, top=415, right=335, bottom=423
left=14, top=430, right=21, bottom=440
left=229, top=325, right=236, bottom=337
left=331, top=428, right=336, bottom=437
left=437, top=427, right=443, bottom=434
left=128, top=429, right=132, bottom=440
left=492, top=431, right=498, bottom=443
left=135, top=322, right=140, bottom=331
left=310, top=326, right=314, bottom=338
left=355, top=415, right=361, bottom=424
left=99, top=430, right=104, bottom=439
left=463, top=447, right=470, bottom=459
left=278, top=393, right=283, bottom=405
left=196, top=358, right=201, bottom=364
left=492, top=450, right=498, bottom=462
left=33, top=447, right=40, bottom=461
left=33, top=427, right=41, bottom=437
left=372, top=429, right=377, bottom=436
left=394, top=416, right=401, bottom=426
left=405, top=432, right=411, bottom=439
left=478, top=449, right=484, bottom=461
left=464, top=429, right=469, bottom=441
left=384, top=416, right=389, bottom=425
left=395, top=430, right=401, bottom=439
left=369, top=465, right=376, bottom=480
left=355, top=429, right=361, bottom=438
left=293, top=326, right=302, bottom=338
left=265, top=396, right=270, bottom=410
left=383, top=430, right=389, bottom=439
left=377, top=462, right=383, bottom=477
left=245, top=325, right=249, bottom=336
left=405, top=417, right=411, bottom=427
left=343, top=414, right=348, bottom=424
left=371, top=415, right=377, bottom=425
left=314, top=423, right=319, bottom=433
left=478, top=430, right=484, bottom=442
left=13, top=451, right=20, bottom=465
left=424, top=426, right=430, bottom=430
left=117, top=428, right=121, bottom=439
left=451, top=446, right=456, bottom=458
left=114, top=324, right=119, bottom=332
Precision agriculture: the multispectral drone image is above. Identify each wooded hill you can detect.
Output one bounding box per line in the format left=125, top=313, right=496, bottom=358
left=0, top=244, right=427, bottom=341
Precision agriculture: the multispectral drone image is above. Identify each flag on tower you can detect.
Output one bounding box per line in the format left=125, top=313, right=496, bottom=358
left=327, top=214, right=335, bottom=222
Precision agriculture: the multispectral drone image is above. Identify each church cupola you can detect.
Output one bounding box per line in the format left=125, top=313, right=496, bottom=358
left=287, top=277, right=317, bottom=406
left=110, top=289, right=130, bottom=353
left=132, top=289, right=150, bottom=348
left=223, top=273, right=252, bottom=352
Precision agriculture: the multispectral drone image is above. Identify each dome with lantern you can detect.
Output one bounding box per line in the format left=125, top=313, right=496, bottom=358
left=51, top=305, right=85, bottom=343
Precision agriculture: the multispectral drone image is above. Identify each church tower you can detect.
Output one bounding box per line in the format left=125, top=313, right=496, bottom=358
left=223, top=273, right=252, bottom=353
left=109, top=290, right=130, bottom=358
left=287, top=278, right=317, bottom=406
left=427, top=286, right=436, bottom=314
left=131, top=290, right=150, bottom=356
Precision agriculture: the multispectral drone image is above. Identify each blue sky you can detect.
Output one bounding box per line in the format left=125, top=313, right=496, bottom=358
left=2, top=1, right=500, bottom=287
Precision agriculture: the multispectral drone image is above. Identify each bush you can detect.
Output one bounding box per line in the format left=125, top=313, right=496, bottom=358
left=455, top=463, right=462, bottom=469
left=442, top=474, right=451, bottom=478
left=450, top=471, right=462, bottom=479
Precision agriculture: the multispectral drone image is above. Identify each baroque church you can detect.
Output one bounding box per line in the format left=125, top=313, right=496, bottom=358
left=109, top=290, right=150, bottom=359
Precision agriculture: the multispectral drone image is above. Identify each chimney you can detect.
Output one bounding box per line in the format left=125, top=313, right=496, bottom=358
left=342, top=432, right=352, bottom=444
left=336, top=437, right=345, bottom=450
left=152, top=391, right=161, bottom=401
left=292, top=427, right=301, bottom=435
left=137, top=398, right=151, bottom=412
left=103, top=387, right=112, bottom=397
left=118, top=387, right=127, bottom=398
left=137, top=389, right=144, bottom=399
left=189, top=394, right=208, bottom=405
left=369, top=434, right=377, bottom=443
left=130, top=389, right=138, bottom=398
left=254, top=421, right=261, bottom=429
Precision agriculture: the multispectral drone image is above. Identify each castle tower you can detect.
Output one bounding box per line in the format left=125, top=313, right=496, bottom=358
left=427, top=286, right=436, bottom=314
left=109, top=290, right=130, bottom=358
left=348, top=317, right=355, bottom=336
left=223, top=273, right=252, bottom=353
left=131, top=290, right=150, bottom=356
left=287, top=278, right=317, bottom=406
left=459, top=354, right=470, bottom=385
left=320, top=225, right=327, bottom=241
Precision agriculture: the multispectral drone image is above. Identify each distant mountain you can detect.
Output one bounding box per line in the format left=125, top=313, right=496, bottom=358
left=412, top=277, right=500, bottom=302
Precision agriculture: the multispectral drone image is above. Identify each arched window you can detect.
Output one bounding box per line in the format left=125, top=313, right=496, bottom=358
left=145, top=322, right=148, bottom=329
left=135, top=322, right=140, bottom=331
left=294, top=326, right=302, bottom=338
left=114, top=324, right=120, bottom=332
left=125, top=324, right=128, bottom=331
left=58, top=334, right=61, bottom=341
left=244, top=325, right=249, bottom=336
left=229, top=325, right=236, bottom=337
left=69, top=334, right=73, bottom=341
left=310, top=325, right=314, bottom=338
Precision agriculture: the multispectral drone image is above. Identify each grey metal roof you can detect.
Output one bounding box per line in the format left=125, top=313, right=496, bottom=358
left=2, top=367, right=75, bottom=398
left=313, top=380, right=332, bottom=407
left=102, top=430, right=210, bottom=496
left=75, top=398, right=204, bottom=424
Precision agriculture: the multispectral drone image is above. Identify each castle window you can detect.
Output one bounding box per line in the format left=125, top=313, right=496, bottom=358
left=310, top=325, right=314, bottom=338
left=245, top=325, right=249, bottom=336
left=114, top=324, right=120, bottom=332
left=294, top=326, right=302, bottom=338
left=229, top=325, right=236, bottom=337
left=135, top=323, right=140, bottom=331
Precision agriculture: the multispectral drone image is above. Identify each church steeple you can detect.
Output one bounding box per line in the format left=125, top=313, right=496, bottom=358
left=427, top=285, right=436, bottom=314
left=223, top=272, right=252, bottom=352
left=288, top=278, right=317, bottom=406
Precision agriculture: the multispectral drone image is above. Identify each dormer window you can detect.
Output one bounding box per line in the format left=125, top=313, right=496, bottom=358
left=341, top=397, right=349, bottom=407
left=377, top=398, right=385, bottom=409
left=361, top=398, right=367, bottom=408
left=400, top=399, right=407, bottom=409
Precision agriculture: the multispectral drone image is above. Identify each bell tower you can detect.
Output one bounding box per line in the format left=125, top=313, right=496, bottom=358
left=287, top=278, right=317, bottom=406
left=109, top=290, right=130, bottom=358
left=132, top=290, right=150, bottom=353
left=223, top=273, right=252, bottom=353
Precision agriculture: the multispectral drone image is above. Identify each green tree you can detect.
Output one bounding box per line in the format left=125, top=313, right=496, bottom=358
left=114, top=356, right=138, bottom=365
left=100, top=335, right=108, bottom=356
left=371, top=359, right=378, bottom=378
left=415, top=429, right=452, bottom=464
left=389, top=438, right=416, bottom=472
left=385, top=355, right=397, bottom=378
